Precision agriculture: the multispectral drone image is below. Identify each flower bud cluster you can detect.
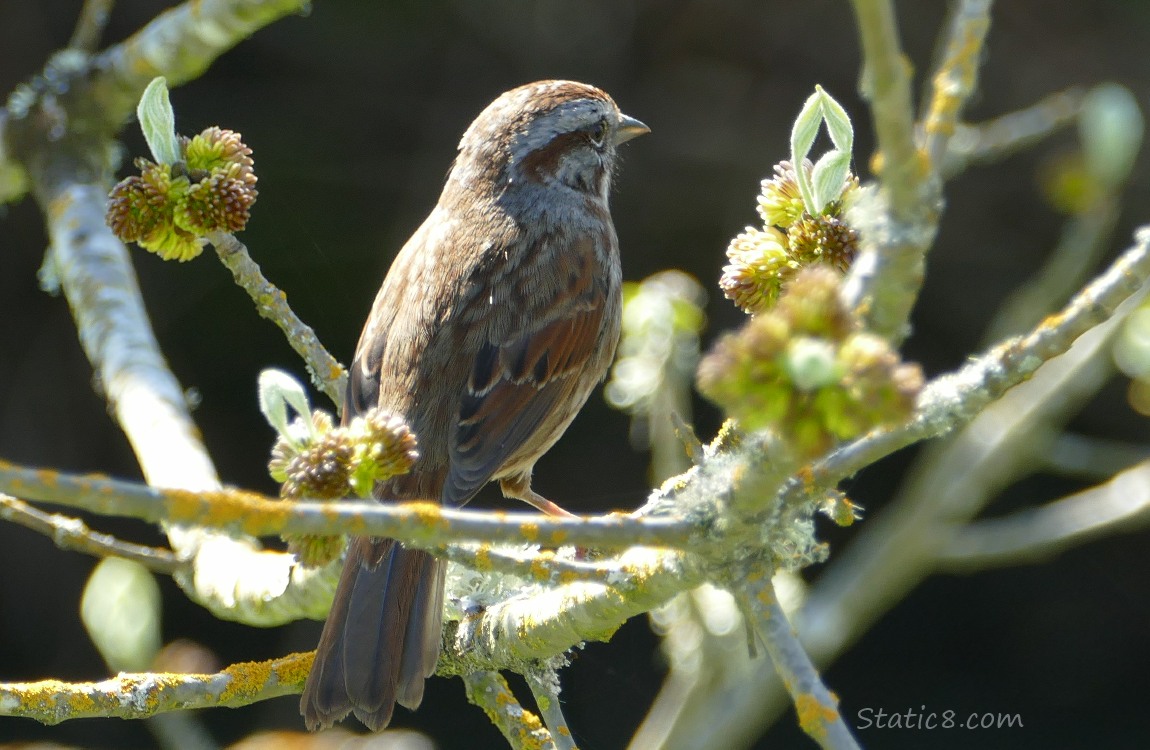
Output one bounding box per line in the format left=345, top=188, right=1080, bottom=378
left=721, top=160, right=859, bottom=314
left=106, top=127, right=258, bottom=261
left=699, top=268, right=922, bottom=458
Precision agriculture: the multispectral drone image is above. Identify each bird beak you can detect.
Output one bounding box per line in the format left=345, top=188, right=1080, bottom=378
left=614, top=114, right=651, bottom=145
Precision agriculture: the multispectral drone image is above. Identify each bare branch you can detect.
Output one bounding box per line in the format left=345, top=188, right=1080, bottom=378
left=0, top=652, right=311, bottom=723
left=0, top=494, right=181, bottom=575
left=526, top=668, right=577, bottom=750
left=68, top=0, right=115, bottom=52
left=848, top=0, right=924, bottom=220
left=843, top=0, right=943, bottom=340
left=463, top=672, right=557, bottom=750
left=0, top=461, right=695, bottom=551
left=739, top=570, right=860, bottom=750
left=938, top=459, right=1150, bottom=571
left=1042, top=433, right=1150, bottom=480
left=943, top=88, right=1084, bottom=176
left=802, top=226, right=1150, bottom=497
left=209, top=232, right=348, bottom=413
left=921, top=0, right=994, bottom=165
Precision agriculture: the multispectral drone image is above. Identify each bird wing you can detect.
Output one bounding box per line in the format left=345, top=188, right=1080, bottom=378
left=441, top=232, right=613, bottom=507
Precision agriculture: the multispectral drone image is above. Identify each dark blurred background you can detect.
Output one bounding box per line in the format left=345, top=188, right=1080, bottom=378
left=3, top=1, right=1150, bottom=748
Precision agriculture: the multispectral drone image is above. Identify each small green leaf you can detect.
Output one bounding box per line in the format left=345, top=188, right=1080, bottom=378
left=137, top=77, right=180, bottom=165
left=811, top=150, right=852, bottom=214
left=258, top=368, right=314, bottom=447
left=815, top=85, right=854, bottom=153
left=791, top=90, right=823, bottom=165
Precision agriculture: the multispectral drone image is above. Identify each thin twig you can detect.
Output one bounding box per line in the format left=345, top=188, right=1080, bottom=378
left=209, top=232, right=347, bottom=412
left=463, top=672, right=557, bottom=750
left=807, top=225, right=1150, bottom=498
left=526, top=669, right=578, bottom=750
left=943, top=88, right=1085, bottom=176
left=0, top=494, right=182, bottom=574
left=921, top=0, right=994, bottom=165
left=439, top=543, right=617, bottom=585
left=740, top=569, right=860, bottom=750
left=844, top=0, right=946, bottom=341
left=0, top=652, right=311, bottom=723
left=983, top=202, right=1122, bottom=344
left=937, top=459, right=1150, bottom=571
left=68, top=0, right=116, bottom=52
left=1043, top=433, right=1150, bottom=481
left=848, top=0, right=923, bottom=220
left=0, top=461, right=695, bottom=551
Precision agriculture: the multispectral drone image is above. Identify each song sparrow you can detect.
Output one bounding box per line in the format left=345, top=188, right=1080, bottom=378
left=300, top=80, right=648, bottom=731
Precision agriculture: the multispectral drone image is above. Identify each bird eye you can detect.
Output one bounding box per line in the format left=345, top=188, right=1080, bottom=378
left=588, top=118, right=609, bottom=147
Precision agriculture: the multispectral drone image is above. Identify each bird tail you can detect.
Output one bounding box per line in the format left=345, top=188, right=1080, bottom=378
left=301, top=537, right=445, bottom=731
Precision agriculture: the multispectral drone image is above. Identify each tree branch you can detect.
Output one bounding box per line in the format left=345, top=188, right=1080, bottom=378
left=942, top=88, right=1084, bottom=177
left=209, top=232, right=348, bottom=413
left=740, top=570, right=860, bottom=750
left=67, top=0, right=115, bottom=52
left=921, top=0, right=994, bottom=165
left=0, top=652, right=311, bottom=723
left=0, top=494, right=181, bottom=574
left=463, top=672, right=557, bottom=750
left=801, top=226, right=1150, bottom=498
left=525, top=668, right=577, bottom=750
left=0, top=462, right=695, bottom=551
left=937, top=458, right=1150, bottom=571
left=848, top=0, right=923, bottom=220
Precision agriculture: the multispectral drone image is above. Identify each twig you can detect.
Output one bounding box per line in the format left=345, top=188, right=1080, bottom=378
left=628, top=586, right=761, bottom=750
left=983, top=198, right=1122, bottom=344
left=0, top=652, right=311, bottom=723
left=0, top=494, right=181, bottom=575
left=440, top=543, right=616, bottom=585
left=0, top=461, right=695, bottom=551
left=662, top=227, right=1150, bottom=749
left=526, top=668, right=578, bottom=750
left=1043, top=433, right=1150, bottom=480
left=943, top=88, right=1085, bottom=176
left=463, top=672, right=557, bottom=750
left=848, top=0, right=923, bottom=220
left=739, top=569, right=860, bottom=750
left=844, top=0, right=946, bottom=341
left=806, top=225, right=1150, bottom=497
left=921, top=0, right=994, bottom=165
left=938, top=459, right=1150, bottom=571
left=68, top=0, right=116, bottom=52
left=209, top=232, right=348, bottom=412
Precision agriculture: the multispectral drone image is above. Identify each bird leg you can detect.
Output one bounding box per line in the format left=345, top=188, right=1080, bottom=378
left=500, top=476, right=578, bottom=518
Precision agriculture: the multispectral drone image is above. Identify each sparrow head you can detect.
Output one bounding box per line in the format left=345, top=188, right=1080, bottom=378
left=453, top=80, right=648, bottom=201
